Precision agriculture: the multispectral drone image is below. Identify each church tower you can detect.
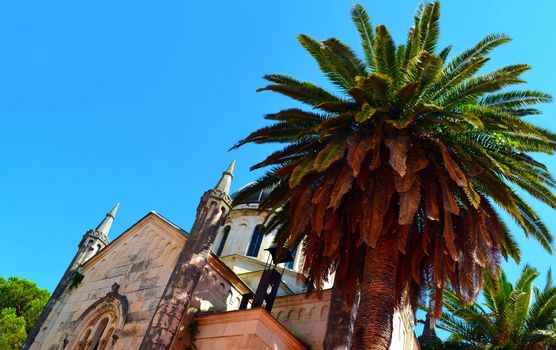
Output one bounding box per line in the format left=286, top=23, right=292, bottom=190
left=141, top=161, right=235, bottom=349
left=22, top=204, right=119, bottom=349
left=74, top=203, right=119, bottom=266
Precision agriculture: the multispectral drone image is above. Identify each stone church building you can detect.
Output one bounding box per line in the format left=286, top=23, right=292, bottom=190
left=23, top=162, right=419, bottom=350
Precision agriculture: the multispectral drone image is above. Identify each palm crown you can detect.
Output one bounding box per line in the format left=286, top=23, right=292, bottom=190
left=232, top=1, right=555, bottom=317
left=438, top=266, right=556, bottom=349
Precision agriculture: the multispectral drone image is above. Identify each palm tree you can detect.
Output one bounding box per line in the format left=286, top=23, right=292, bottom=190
left=437, top=266, right=556, bottom=349
left=232, top=2, right=556, bottom=349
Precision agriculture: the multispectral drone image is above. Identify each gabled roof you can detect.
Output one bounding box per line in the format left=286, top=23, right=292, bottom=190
left=81, top=210, right=252, bottom=295
left=82, top=211, right=187, bottom=270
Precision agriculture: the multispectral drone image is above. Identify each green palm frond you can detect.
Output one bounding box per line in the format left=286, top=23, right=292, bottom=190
left=298, top=34, right=354, bottom=90
left=256, top=74, right=343, bottom=107
left=546, top=269, right=553, bottom=292
left=438, top=267, right=556, bottom=349
left=514, top=197, right=553, bottom=254
left=351, top=4, right=374, bottom=70
left=479, top=91, right=553, bottom=109
left=440, top=64, right=530, bottom=107
left=525, top=285, right=556, bottom=333
left=373, top=25, right=398, bottom=78
left=322, top=38, right=367, bottom=79
left=443, top=33, right=511, bottom=80
left=415, top=0, right=441, bottom=53
left=438, top=45, right=452, bottom=61
left=403, top=50, right=442, bottom=88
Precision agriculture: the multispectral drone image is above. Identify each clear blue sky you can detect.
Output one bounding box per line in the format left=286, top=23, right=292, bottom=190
left=0, top=0, right=554, bottom=316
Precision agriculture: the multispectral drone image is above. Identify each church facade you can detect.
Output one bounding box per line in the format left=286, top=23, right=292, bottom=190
left=23, top=162, right=419, bottom=350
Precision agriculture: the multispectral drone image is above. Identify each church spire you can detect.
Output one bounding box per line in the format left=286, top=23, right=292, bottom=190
left=141, top=161, right=234, bottom=349
left=95, top=202, right=119, bottom=239
left=214, top=160, right=235, bottom=195
left=22, top=202, right=121, bottom=349
left=74, top=203, right=119, bottom=265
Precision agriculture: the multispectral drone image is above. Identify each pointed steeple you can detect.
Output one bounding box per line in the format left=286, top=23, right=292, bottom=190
left=24, top=203, right=119, bottom=349
left=95, top=203, right=119, bottom=238
left=141, top=162, right=235, bottom=348
left=214, top=160, right=235, bottom=195
left=74, top=203, right=119, bottom=266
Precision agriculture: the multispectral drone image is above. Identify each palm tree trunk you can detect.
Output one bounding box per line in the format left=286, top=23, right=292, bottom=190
left=323, top=272, right=360, bottom=350
left=351, top=234, right=399, bottom=350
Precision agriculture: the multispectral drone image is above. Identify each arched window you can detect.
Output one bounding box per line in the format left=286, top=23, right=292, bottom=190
left=73, top=313, right=116, bottom=350
left=90, top=317, right=109, bottom=350
left=246, top=225, right=264, bottom=257
left=216, top=225, right=231, bottom=256
left=66, top=283, right=127, bottom=350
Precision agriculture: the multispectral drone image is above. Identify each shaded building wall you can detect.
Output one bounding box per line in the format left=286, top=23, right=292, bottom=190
left=272, top=291, right=330, bottom=350
left=271, top=290, right=419, bottom=350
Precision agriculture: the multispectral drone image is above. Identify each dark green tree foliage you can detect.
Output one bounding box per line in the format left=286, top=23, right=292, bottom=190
left=0, top=277, right=50, bottom=333
left=437, top=267, right=556, bottom=349
left=0, top=308, right=27, bottom=350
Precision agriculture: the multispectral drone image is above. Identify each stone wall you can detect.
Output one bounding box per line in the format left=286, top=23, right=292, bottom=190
left=272, top=291, right=330, bottom=349
left=31, top=212, right=256, bottom=350
left=31, top=214, right=186, bottom=350
left=271, top=290, right=420, bottom=350
left=194, top=308, right=306, bottom=350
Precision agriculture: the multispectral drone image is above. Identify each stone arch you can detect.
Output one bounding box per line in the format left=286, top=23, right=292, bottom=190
left=199, top=267, right=208, bottom=281
left=308, top=306, right=317, bottom=318
left=201, top=267, right=209, bottom=280
left=159, top=242, right=173, bottom=257
left=64, top=283, right=128, bottom=350
left=166, top=247, right=179, bottom=263
left=287, top=309, right=295, bottom=321
left=154, top=236, right=166, bottom=250
left=276, top=311, right=284, bottom=320
left=298, top=308, right=306, bottom=320
left=320, top=305, right=329, bottom=319
left=236, top=218, right=250, bottom=227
